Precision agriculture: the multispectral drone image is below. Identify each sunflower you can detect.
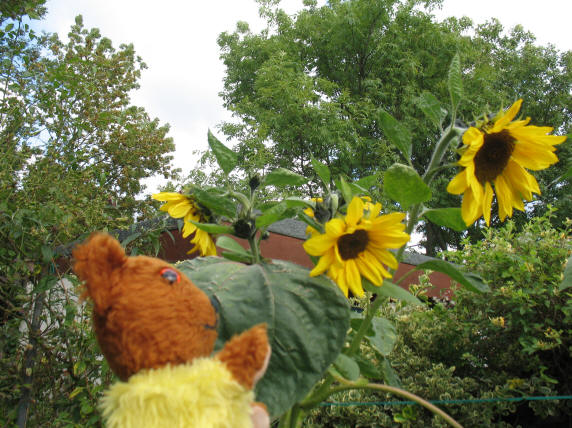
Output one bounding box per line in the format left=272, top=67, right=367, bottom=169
left=152, top=192, right=216, bottom=256
left=447, top=99, right=567, bottom=226
left=303, top=196, right=409, bottom=297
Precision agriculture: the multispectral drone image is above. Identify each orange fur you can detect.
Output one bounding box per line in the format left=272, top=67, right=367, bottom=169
left=73, top=233, right=271, bottom=427
left=216, top=324, right=270, bottom=389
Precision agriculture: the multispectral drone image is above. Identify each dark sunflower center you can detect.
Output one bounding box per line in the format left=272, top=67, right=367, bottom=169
left=338, top=229, right=369, bottom=260
left=474, top=129, right=516, bottom=184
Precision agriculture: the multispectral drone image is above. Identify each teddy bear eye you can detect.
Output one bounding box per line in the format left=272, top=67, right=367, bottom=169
left=160, top=267, right=180, bottom=285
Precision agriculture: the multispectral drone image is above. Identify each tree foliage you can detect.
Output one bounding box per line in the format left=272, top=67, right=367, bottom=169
left=215, top=0, right=572, bottom=254
left=0, top=3, right=177, bottom=425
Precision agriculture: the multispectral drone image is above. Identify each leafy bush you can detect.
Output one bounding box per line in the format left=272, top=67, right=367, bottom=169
left=308, top=211, right=571, bottom=427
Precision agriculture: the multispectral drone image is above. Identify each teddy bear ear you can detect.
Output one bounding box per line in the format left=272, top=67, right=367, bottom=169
left=73, top=233, right=127, bottom=309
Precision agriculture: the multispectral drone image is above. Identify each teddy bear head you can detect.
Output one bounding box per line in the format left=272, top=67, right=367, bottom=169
left=73, top=233, right=218, bottom=381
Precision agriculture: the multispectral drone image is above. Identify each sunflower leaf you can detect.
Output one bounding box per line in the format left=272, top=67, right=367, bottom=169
left=337, top=176, right=354, bottom=205
left=178, top=258, right=350, bottom=418
left=256, top=201, right=290, bottom=228
left=448, top=53, right=464, bottom=111
left=415, top=260, right=489, bottom=293
left=366, top=317, right=397, bottom=357
left=355, top=174, right=379, bottom=191
left=207, top=129, right=237, bottom=175
left=414, top=91, right=447, bottom=128
left=384, top=163, right=431, bottom=209
left=220, top=251, right=255, bottom=263
left=311, top=156, right=331, bottom=188
left=189, top=221, right=233, bottom=235
left=191, top=187, right=237, bottom=219
left=376, top=280, right=423, bottom=306
left=215, top=236, right=253, bottom=263
left=378, top=110, right=412, bottom=160
left=380, top=358, right=402, bottom=387
left=262, top=168, right=308, bottom=187
left=423, top=207, right=467, bottom=232
left=333, top=353, right=360, bottom=381
left=559, top=253, right=572, bottom=291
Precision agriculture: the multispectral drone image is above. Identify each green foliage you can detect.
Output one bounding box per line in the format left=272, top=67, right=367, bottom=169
left=215, top=0, right=572, bottom=254
left=384, top=163, right=431, bottom=209
left=177, top=257, right=351, bottom=418
left=309, top=212, right=572, bottom=427
left=0, top=6, right=176, bottom=426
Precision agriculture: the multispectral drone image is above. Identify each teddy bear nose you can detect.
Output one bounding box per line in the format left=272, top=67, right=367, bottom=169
left=160, top=267, right=181, bottom=284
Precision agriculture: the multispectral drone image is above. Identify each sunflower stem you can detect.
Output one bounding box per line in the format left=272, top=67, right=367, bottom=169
left=313, top=375, right=463, bottom=428
left=347, top=294, right=384, bottom=356
left=422, top=125, right=462, bottom=185
left=395, top=126, right=461, bottom=263
left=248, top=234, right=262, bottom=264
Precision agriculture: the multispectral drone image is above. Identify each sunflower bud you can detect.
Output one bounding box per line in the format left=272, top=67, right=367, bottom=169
left=233, top=219, right=256, bottom=239
left=248, top=175, right=261, bottom=191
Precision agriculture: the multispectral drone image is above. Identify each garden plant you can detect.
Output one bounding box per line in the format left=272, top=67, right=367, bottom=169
left=151, top=54, right=570, bottom=427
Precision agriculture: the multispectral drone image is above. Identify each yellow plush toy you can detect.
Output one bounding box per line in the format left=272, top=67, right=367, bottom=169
left=73, top=233, right=271, bottom=428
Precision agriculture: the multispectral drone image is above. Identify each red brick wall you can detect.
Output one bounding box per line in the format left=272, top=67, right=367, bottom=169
left=160, top=228, right=454, bottom=298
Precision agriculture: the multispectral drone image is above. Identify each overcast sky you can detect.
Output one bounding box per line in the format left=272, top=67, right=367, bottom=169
left=36, top=0, right=572, bottom=192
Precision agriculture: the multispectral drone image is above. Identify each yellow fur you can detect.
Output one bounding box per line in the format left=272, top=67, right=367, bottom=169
left=101, top=359, right=255, bottom=428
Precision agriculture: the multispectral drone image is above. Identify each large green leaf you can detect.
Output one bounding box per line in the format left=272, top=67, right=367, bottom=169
left=384, top=163, right=431, bottom=209
left=378, top=110, right=412, bottom=159
left=335, top=176, right=353, bottom=205
left=262, top=168, right=308, bottom=187
left=414, top=92, right=447, bottom=128
left=333, top=353, right=360, bottom=381
left=559, top=253, right=572, bottom=291
left=178, top=258, right=350, bottom=418
left=366, top=317, right=397, bottom=357
left=375, top=280, right=423, bottom=306
left=380, top=358, right=402, bottom=387
left=423, top=208, right=467, bottom=232
left=448, top=53, right=463, bottom=111
left=311, top=156, right=331, bottom=188
left=415, top=260, right=489, bottom=293
left=255, top=201, right=289, bottom=228
left=190, top=221, right=234, bottom=235
left=207, top=129, right=238, bottom=175
left=355, top=174, right=378, bottom=191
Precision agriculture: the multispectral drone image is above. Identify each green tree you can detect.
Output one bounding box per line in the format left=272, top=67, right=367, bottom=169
left=0, top=4, right=177, bottom=426
left=216, top=0, right=572, bottom=254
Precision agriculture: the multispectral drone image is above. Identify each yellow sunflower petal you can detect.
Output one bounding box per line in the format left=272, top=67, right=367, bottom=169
left=346, top=197, right=364, bottom=227
left=510, top=126, right=566, bottom=147
left=345, top=259, right=364, bottom=298
left=152, top=192, right=187, bottom=202
left=462, top=127, right=485, bottom=148
left=491, top=99, right=522, bottom=132
left=494, top=175, right=513, bottom=221
left=325, top=218, right=346, bottom=238
left=309, top=250, right=335, bottom=277
left=482, top=182, right=494, bottom=226
left=182, top=220, right=197, bottom=238
left=168, top=200, right=193, bottom=218
left=356, top=252, right=383, bottom=286
left=368, top=247, right=399, bottom=270
left=511, top=143, right=559, bottom=170
left=461, top=187, right=482, bottom=226
left=303, top=233, right=337, bottom=256
left=503, top=160, right=537, bottom=200
left=329, top=263, right=348, bottom=297
left=447, top=169, right=469, bottom=194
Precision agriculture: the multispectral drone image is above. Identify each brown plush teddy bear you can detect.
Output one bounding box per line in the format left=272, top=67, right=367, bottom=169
left=73, top=233, right=271, bottom=428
